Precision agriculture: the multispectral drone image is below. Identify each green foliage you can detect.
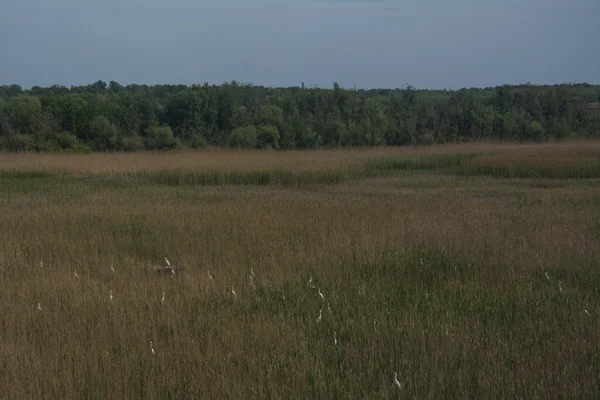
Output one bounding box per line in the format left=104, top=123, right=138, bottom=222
left=70, top=143, right=93, bottom=154
left=256, top=125, right=280, bottom=149
left=6, top=95, right=52, bottom=137
left=145, top=126, right=179, bottom=150
left=228, top=126, right=258, bottom=149
left=417, top=132, right=435, bottom=145
left=299, top=126, right=321, bottom=149
left=1, top=134, right=36, bottom=151
left=55, top=132, right=78, bottom=149
left=163, top=89, right=204, bottom=137
left=121, top=135, right=145, bottom=152
left=255, top=105, right=284, bottom=129
left=34, top=137, right=61, bottom=152
left=0, top=81, right=599, bottom=152
left=89, top=116, right=118, bottom=151
left=340, top=122, right=363, bottom=147
left=528, top=121, right=545, bottom=142
left=189, top=135, right=208, bottom=149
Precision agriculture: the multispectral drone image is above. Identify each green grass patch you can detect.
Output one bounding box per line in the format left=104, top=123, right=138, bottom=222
left=456, top=162, right=600, bottom=179
left=125, top=169, right=348, bottom=187
left=0, top=169, right=61, bottom=180
left=363, top=153, right=474, bottom=176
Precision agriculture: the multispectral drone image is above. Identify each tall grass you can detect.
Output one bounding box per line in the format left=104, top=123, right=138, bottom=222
left=0, top=141, right=599, bottom=398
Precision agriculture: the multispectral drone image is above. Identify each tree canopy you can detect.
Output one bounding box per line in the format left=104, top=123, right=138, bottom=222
left=0, top=81, right=598, bottom=152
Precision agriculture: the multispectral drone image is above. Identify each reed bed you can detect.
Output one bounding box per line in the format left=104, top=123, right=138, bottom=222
left=0, top=141, right=599, bottom=398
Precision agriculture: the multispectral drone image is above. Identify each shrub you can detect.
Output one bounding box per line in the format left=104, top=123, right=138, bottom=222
left=35, top=138, right=61, bottom=152
left=121, top=135, right=145, bottom=152
left=55, top=132, right=78, bottom=149
left=145, top=126, right=178, bottom=150
left=300, top=126, right=321, bottom=149
left=257, top=125, right=280, bottom=149
left=70, top=143, right=93, bottom=154
left=6, top=134, right=36, bottom=151
left=340, top=123, right=363, bottom=147
left=418, top=132, right=435, bottom=145
left=529, top=121, right=545, bottom=142
left=228, top=126, right=258, bottom=149
left=189, top=135, right=208, bottom=149
left=89, top=116, right=118, bottom=151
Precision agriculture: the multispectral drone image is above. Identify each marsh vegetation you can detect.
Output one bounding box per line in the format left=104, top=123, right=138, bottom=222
left=0, top=141, right=599, bottom=398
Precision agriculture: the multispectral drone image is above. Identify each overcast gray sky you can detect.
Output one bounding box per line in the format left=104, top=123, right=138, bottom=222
left=1, top=0, right=599, bottom=89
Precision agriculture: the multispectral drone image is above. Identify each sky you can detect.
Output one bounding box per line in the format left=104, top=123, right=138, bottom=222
left=1, top=0, right=599, bottom=89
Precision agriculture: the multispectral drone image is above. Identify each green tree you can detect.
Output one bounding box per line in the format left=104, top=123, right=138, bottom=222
left=55, top=132, right=78, bottom=149
left=121, top=135, right=145, bottom=152
left=257, top=125, right=280, bottom=149
left=89, top=116, right=118, bottom=150
left=163, top=89, right=205, bottom=138
left=189, top=135, right=208, bottom=149
left=0, top=80, right=598, bottom=152
left=4, top=134, right=36, bottom=151
left=528, top=121, right=545, bottom=142
left=145, top=126, right=179, bottom=150
left=8, top=95, right=49, bottom=137
left=228, top=126, right=258, bottom=149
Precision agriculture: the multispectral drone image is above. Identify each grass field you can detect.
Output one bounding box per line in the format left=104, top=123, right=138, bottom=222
left=1, top=140, right=599, bottom=398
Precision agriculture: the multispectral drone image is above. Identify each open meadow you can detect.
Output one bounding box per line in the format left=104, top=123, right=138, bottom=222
left=1, top=141, right=599, bottom=398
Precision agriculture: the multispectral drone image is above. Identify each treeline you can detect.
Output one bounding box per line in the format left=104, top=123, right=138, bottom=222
left=0, top=80, right=599, bottom=152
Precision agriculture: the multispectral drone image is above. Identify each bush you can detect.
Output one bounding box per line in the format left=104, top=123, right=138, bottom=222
left=89, top=116, right=118, bottom=151
left=299, top=126, right=322, bottom=149
left=340, top=123, right=363, bottom=147
left=6, top=134, right=36, bottom=151
left=257, top=125, right=280, bottom=149
left=189, top=135, right=208, bottom=149
left=418, top=132, right=435, bottom=145
left=121, top=135, right=145, bottom=152
left=55, top=132, right=78, bottom=149
left=228, top=126, right=258, bottom=149
left=528, top=121, right=545, bottom=142
left=35, top=138, right=61, bottom=152
left=70, top=143, right=93, bottom=154
left=278, top=124, right=295, bottom=149
left=145, top=126, right=178, bottom=150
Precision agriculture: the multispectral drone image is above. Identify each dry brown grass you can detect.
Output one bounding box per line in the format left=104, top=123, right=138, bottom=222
left=0, top=141, right=599, bottom=398
left=467, top=140, right=600, bottom=173
left=1, top=139, right=596, bottom=174
left=0, top=148, right=412, bottom=174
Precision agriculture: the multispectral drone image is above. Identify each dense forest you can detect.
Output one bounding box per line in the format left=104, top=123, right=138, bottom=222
left=0, top=81, right=599, bottom=152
